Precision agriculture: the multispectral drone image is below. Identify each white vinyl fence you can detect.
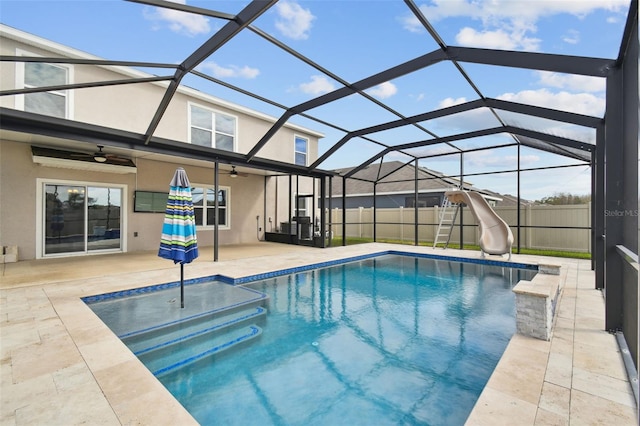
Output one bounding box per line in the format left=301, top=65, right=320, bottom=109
left=327, top=204, right=591, bottom=253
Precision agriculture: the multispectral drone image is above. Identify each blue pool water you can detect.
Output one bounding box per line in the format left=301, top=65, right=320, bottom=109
left=86, top=253, right=537, bottom=425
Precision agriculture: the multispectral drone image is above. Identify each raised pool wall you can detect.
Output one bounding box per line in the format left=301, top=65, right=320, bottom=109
left=513, top=262, right=562, bottom=341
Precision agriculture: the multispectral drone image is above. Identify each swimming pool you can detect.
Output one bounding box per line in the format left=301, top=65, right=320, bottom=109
left=85, top=252, right=537, bottom=425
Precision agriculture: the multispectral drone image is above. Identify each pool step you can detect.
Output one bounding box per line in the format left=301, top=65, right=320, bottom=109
left=122, top=305, right=266, bottom=355
left=140, top=324, right=263, bottom=376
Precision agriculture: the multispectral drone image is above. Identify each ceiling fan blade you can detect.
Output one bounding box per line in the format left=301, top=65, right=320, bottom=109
left=105, top=156, right=132, bottom=163
left=229, top=165, right=249, bottom=177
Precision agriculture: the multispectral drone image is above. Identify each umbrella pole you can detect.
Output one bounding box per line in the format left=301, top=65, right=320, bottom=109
left=180, top=263, right=184, bottom=309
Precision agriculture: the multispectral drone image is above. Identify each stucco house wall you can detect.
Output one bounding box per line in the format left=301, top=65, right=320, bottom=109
left=0, top=25, right=323, bottom=261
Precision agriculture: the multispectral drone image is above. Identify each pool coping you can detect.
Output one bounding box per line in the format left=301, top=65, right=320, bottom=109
left=81, top=249, right=539, bottom=302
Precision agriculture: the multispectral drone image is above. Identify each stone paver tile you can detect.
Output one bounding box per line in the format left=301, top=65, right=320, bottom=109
left=67, top=320, right=120, bottom=347
left=10, top=333, right=83, bottom=382
left=550, top=323, right=574, bottom=345
left=465, top=387, right=537, bottom=426
left=549, top=334, right=573, bottom=357
left=509, top=333, right=552, bottom=353
left=14, top=380, right=119, bottom=426
left=484, top=341, right=548, bottom=405
left=575, top=297, right=605, bottom=317
left=0, top=413, right=16, bottom=426
left=572, top=329, right=617, bottom=348
left=555, top=304, right=575, bottom=321
left=544, top=352, right=572, bottom=388
left=93, top=359, right=197, bottom=425
left=29, top=304, right=58, bottom=321
left=555, top=293, right=576, bottom=316
left=5, top=304, right=34, bottom=323
left=573, top=342, right=628, bottom=381
left=570, top=388, right=637, bottom=426
left=78, top=334, right=138, bottom=372
left=0, top=323, right=41, bottom=359
left=538, top=382, right=570, bottom=418
left=573, top=315, right=604, bottom=331
left=572, top=366, right=636, bottom=408
left=534, top=408, right=568, bottom=426
left=0, top=369, right=56, bottom=417
left=52, top=362, right=98, bottom=391
left=36, top=317, right=67, bottom=341
left=47, top=296, right=101, bottom=326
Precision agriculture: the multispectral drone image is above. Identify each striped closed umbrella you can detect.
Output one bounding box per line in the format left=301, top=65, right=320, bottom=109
left=158, top=167, right=199, bottom=308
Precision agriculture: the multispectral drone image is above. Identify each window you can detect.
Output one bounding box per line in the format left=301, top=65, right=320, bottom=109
left=295, top=136, right=308, bottom=166
left=191, top=185, right=229, bottom=229
left=295, top=194, right=311, bottom=218
left=16, top=56, right=71, bottom=118
left=405, top=195, right=441, bottom=208
left=189, top=104, right=236, bottom=151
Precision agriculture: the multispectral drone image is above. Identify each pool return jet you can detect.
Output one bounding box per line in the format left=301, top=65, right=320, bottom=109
left=434, top=190, right=513, bottom=260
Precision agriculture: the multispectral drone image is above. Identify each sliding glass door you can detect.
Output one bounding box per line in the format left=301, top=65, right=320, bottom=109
left=44, top=183, right=122, bottom=256
left=87, top=186, right=122, bottom=251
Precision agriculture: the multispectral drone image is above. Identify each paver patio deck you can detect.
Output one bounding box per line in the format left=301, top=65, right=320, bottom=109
left=1, top=242, right=637, bottom=425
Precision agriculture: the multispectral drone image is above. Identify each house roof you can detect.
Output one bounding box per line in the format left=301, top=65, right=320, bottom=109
left=478, top=189, right=533, bottom=207
left=329, top=161, right=486, bottom=197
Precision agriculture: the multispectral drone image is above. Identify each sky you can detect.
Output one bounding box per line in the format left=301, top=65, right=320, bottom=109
left=0, top=0, right=631, bottom=201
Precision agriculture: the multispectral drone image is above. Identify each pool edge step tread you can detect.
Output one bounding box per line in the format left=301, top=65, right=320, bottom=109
left=151, top=324, right=263, bottom=377
left=118, top=297, right=268, bottom=340
left=128, top=306, right=266, bottom=355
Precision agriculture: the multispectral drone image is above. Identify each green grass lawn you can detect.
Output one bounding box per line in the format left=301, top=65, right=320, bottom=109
left=327, top=237, right=591, bottom=260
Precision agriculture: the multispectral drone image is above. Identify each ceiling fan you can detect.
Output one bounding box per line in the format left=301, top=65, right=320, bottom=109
left=228, top=165, right=248, bottom=178
left=70, top=145, right=131, bottom=163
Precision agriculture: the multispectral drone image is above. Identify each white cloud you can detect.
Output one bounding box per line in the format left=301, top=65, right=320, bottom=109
left=456, top=27, right=519, bottom=50
left=427, top=98, right=504, bottom=135
left=467, top=165, right=592, bottom=200
left=430, top=89, right=600, bottom=145
left=497, top=88, right=605, bottom=116
left=466, top=152, right=539, bottom=168
left=299, top=75, right=336, bottom=95
left=199, top=62, right=259, bottom=79
left=275, top=1, right=315, bottom=40
left=401, top=0, right=628, bottom=51
left=562, top=29, right=580, bottom=45
left=536, top=71, right=605, bottom=93
left=519, top=166, right=592, bottom=200
left=411, top=0, right=628, bottom=25
left=143, top=0, right=210, bottom=37
left=495, top=87, right=601, bottom=144
left=366, top=82, right=398, bottom=99
left=438, top=97, right=468, bottom=108
left=456, top=23, right=541, bottom=50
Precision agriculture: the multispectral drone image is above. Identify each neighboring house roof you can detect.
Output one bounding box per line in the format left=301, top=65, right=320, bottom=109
left=479, top=190, right=533, bottom=207
left=329, top=161, right=491, bottom=198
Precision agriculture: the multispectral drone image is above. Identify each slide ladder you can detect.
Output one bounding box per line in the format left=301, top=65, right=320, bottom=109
left=433, top=197, right=459, bottom=249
